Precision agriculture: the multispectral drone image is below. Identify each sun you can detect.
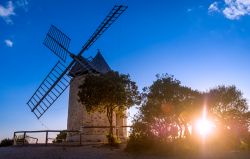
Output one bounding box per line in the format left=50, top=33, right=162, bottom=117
left=195, top=118, right=214, bottom=137
left=195, top=107, right=215, bottom=138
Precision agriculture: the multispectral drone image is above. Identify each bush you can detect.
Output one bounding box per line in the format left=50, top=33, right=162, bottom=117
left=53, top=131, right=67, bottom=143
left=126, top=135, right=154, bottom=153
left=106, top=134, right=121, bottom=146
left=0, top=138, right=13, bottom=147
left=126, top=134, right=195, bottom=156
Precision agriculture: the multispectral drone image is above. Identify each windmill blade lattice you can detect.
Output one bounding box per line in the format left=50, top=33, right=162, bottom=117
left=43, top=25, right=71, bottom=62
left=27, top=5, right=127, bottom=119
left=27, top=61, right=72, bottom=119
left=80, top=5, right=127, bottom=55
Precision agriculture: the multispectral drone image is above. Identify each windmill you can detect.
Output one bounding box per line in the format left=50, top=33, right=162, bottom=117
left=27, top=5, right=128, bottom=120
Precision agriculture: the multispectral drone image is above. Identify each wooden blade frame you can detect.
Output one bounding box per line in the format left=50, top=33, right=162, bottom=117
left=27, top=5, right=127, bottom=119
left=27, top=61, right=72, bottom=119
left=43, top=25, right=71, bottom=62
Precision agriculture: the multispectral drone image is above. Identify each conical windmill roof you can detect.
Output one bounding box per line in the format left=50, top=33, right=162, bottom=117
left=90, top=50, right=111, bottom=73
left=69, top=50, right=111, bottom=77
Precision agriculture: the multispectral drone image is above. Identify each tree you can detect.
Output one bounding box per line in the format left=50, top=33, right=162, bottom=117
left=140, top=74, right=202, bottom=139
left=206, top=85, right=248, bottom=113
left=127, top=74, right=202, bottom=152
left=78, top=71, right=141, bottom=142
left=206, top=85, right=249, bottom=148
left=127, top=74, right=250, bottom=152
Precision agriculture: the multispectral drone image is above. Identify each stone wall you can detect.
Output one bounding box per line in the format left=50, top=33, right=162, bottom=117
left=67, top=74, right=127, bottom=142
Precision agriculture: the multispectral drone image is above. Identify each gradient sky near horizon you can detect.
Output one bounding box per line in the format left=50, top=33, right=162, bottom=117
left=1, top=0, right=250, bottom=140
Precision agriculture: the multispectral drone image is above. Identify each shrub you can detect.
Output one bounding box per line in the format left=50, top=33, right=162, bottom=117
left=106, top=134, right=121, bottom=146
left=53, top=131, right=67, bottom=143
left=0, top=138, right=13, bottom=147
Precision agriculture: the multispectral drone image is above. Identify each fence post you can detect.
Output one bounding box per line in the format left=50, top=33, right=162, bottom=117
left=45, top=131, right=48, bottom=145
left=79, top=132, right=82, bottom=146
left=13, top=132, right=16, bottom=145
left=23, top=132, right=26, bottom=145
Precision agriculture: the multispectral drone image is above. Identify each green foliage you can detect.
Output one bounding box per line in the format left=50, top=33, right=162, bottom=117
left=207, top=85, right=248, bottom=113
left=127, top=73, right=250, bottom=154
left=206, top=85, right=249, bottom=149
left=127, top=136, right=195, bottom=156
left=127, top=74, right=201, bottom=153
left=78, top=71, right=141, bottom=112
left=140, top=74, right=201, bottom=137
left=0, top=138, right=13, bottom=147
left=53, top=131, right=67, bottom=143
left=142, top=74, right=202, bottom=121
left=78, top=71, right=141, bottom=142
left=106, top=134, right=121, bottom=146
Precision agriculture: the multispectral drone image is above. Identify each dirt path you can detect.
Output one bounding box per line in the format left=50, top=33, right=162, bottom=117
left=0, top=144, right=249, bottom=159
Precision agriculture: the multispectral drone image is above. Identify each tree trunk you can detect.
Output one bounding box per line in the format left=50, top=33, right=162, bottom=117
left=110, top=110, right=113, bottom=136
left=107, top=107, right=113, bottom=137
left=176, top=117, right=182, bottom=138
left=184, top=123, right=190, bottom=138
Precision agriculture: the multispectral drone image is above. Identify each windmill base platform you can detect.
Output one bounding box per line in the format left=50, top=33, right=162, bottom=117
left=67, top=126, right=128, bottom=143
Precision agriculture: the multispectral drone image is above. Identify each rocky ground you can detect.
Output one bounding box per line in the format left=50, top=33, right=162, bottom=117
left=0, top=143, right=250, bottom=159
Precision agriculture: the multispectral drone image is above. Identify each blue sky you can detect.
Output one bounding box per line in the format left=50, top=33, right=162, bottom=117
left=1, top=0, right=250, bottom=140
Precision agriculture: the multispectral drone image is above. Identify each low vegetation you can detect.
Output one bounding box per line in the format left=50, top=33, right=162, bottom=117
left=0, top=138, right=13, bottom=147
left=53, top=131, right=67, bottom=143
left=126, top=74, right=250, bottom=155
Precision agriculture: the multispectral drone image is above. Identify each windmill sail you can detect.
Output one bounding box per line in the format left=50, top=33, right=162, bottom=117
left=43, top=25, right=71, bottom=62
left=79, top=5, right=127, bottom=55
left=27, top=61, right=72, bottom=119
left=27, top=5, right=128, bottom=119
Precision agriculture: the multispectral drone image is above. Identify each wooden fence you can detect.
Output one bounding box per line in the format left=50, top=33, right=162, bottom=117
left=13, top=126, right=132, bottom=146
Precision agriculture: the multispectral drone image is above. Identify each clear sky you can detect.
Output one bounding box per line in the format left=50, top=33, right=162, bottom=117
left=1, top=0, right=250, bottom=140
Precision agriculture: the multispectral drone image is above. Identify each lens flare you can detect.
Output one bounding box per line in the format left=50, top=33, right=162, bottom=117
left=195, top=107, right=215, bottom=138
left=196, top=118, right=214, bottom=136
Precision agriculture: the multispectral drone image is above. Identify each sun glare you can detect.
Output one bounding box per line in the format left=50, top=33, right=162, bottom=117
left=195, top=107, right=215, bottom=138
left=196, top=118, right=214, bottom=136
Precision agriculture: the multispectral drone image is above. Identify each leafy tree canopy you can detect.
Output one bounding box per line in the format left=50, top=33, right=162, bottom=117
left=206, top=85, right=249, bottom=143
left=206, top=85, right=248, bottom=113
left=140, top=74, right=202, bottom=122
left=127, top=74, right=250, bottom=152
left=78, top=71, right=141, bottom=140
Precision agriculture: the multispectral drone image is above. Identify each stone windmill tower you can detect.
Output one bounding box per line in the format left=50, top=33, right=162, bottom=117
left=67, top=50, right=127, bottom=141
left=26, top=5, right=128, bottom=142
